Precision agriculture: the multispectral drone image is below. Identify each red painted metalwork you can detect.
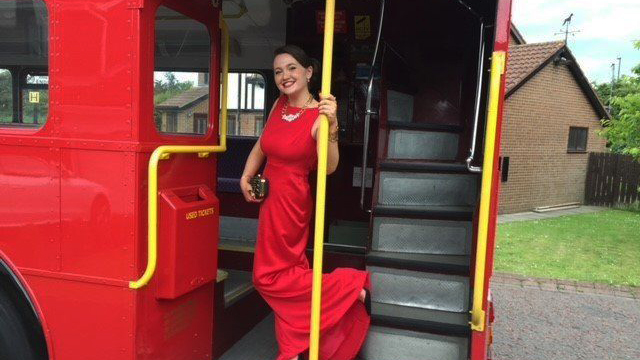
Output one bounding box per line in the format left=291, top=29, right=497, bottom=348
left=0, top=0, right=511, bottom=359
left=470, top=0, right=513, bottom=358
left=157, top=185, right=219, bottom=299
left=0, top=0, right=221, bottom=358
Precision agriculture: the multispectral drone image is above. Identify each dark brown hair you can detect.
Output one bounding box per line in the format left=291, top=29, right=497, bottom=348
left=274, top=45, right=321, bottom=97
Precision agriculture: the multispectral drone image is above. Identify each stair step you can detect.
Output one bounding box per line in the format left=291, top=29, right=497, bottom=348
left=220, top=216, right=258, bottom=242
left=359, top=324, right=468, bottom=360
left=374, top=205, right=474, bottom=220
left=368, top=266, right=470, bottom=313
left=387, top=121, right=464, bottom=133
left=379, top=160, right=469, bottom=174
left=221, top=269, right=254, bottom=307
left=372, top=217, right=472, bottom=255
left=378, top=172, right=478, bottom=208
left=388, top=129, right=459, bottom=160
left=371, top=302, right=470, bottom=336
left=367, top=251, right=469, bottom=274
left=219, top=237, right=256, bottom=253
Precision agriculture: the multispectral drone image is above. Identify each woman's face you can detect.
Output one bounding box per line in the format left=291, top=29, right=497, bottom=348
left=273, top=53, right=312, bottom=96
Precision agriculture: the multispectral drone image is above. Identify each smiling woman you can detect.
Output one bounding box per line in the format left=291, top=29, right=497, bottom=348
left=238, top=45, right=369, bottom=360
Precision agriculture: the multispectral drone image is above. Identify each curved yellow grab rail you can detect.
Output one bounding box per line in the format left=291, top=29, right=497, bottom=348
left=129, top=19, right=230, bottom=289
left=309, top=0, right=335, bottom=358
left=470, top=51, right=505, bottom=330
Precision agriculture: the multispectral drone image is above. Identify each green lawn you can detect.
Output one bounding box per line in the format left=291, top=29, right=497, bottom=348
left=495, top=209, right=640, bottom=287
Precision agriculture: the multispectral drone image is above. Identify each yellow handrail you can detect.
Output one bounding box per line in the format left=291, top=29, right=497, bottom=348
left=309, top=0, right=335, bottom=358
left=129, top=19, right=230, bottom=289
left=470, top=51, right=505, bottom=330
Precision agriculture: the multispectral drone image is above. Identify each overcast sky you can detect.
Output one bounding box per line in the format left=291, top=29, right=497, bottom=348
left=512, top=0, right=640, bottom=84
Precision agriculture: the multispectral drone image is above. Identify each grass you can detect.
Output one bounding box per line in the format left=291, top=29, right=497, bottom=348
left=495, top=209, right=640, bottom=287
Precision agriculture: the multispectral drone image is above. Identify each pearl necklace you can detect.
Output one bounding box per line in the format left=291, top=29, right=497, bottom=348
left=281, top=95, right=313, bottom=122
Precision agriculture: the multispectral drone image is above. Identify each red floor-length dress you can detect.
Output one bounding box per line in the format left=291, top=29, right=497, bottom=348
left=253, top=96, right=370, bottom=360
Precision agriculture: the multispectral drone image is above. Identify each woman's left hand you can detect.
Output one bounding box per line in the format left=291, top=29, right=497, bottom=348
left=318, top=94, right=338, bottom=130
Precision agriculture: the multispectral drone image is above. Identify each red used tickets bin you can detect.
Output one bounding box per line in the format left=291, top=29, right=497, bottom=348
left=156, top=185, right=219, bottom=299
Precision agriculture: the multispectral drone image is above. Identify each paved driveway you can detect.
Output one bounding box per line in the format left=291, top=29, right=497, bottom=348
left=492, top=282, right=640, bottom=360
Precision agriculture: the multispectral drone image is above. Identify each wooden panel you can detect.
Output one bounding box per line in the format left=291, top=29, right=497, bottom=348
left=585, top=152, right=640, bottom=207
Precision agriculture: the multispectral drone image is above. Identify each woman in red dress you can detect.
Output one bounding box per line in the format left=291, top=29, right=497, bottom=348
left=240, top=45, right=370, bottom=360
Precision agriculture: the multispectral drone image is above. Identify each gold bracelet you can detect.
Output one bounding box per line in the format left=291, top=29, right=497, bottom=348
left=329, top=129, right=339, bottom=143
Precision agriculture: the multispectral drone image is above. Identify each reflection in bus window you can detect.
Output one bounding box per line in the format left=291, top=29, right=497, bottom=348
left=0, top=69, right=11, bottom=124
left=0, top=0, right=49, bottom=128
left=225, top=72, right=265, bottom=137
left=154, top=6, right=211, bottom=135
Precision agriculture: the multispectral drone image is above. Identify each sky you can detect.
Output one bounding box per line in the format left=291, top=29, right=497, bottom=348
left=512, top=0, right=640, bottom=84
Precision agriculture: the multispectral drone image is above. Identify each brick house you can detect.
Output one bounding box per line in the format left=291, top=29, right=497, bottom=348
left=498, top=28, right=610, bottom=214
left=155, top=86, right=264, bottom=136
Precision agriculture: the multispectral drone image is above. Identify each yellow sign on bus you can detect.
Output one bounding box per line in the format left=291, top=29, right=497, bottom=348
left=354, top=15, right=370, bottom=40
left=29, top=91, right=40, bottom=103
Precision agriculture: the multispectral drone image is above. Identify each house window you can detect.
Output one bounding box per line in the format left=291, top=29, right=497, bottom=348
left=165, top=112, right=177, bottom=133
left=567, top=127, right=588, bottom=153
left=224, top=72, right=266, bottom=137
left=193, top=113, right=207, bottom=134
left=0, top=0, right=49, bottom=128
left=154, top=6, right=210, bottom=135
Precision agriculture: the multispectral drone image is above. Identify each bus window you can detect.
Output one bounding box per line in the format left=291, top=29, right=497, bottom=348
left=225, top=72, right=266, bottom=137
left=0, top=0, right=49, bottom=128
left=21, top=72, right=48, bottom=125
left=154, top=6, right=211, bottom=136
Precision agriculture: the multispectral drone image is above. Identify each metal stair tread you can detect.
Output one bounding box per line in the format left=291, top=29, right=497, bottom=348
left=379, top=160, right=470, bottom=174
left=222, top=269, right=254, bottom=307
left=387, top=121, right=463, bottom=133
left=374, top=204, right=474, bottom=220
left=219, top=237, right=256, bottom=253
left=367, top=251, right=469, bottom=274
left=371, top=301, right=470, bottom=336
left=357, top=324, right=469, bottom=360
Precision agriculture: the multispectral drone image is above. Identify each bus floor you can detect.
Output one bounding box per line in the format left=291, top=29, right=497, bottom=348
left=218, top=312, right=368, bottom=360
left=218, top=312, right=278, bottom=360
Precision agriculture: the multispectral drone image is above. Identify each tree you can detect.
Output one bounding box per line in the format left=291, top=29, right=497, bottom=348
left=0, top=70, right=12, bottom=123
left=154, top=72, right=194, bottom=104
left=594, top=41, right=640, bottom=160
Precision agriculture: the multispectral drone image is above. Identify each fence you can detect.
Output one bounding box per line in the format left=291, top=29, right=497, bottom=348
left=585, top=152, right=640, bottom=207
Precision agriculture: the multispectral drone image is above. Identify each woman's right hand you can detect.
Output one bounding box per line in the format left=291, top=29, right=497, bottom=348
left=240, top=175, right=263, bottom=203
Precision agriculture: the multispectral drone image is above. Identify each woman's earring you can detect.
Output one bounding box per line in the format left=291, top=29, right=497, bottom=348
left=307, top=78, right=310, bottom=83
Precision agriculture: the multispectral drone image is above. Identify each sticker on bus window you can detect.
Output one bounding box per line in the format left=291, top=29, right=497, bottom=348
left=29, top=91, right=40, bottom=103
left=316, top=10, right=347, bottom=34
left=354, top=15, right=370, bottom=40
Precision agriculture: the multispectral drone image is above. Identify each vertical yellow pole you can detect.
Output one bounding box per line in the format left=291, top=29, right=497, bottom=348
left=220, top=19, right=229, bottom=148
left=470, top=51, right=505, bottom=331
left=309, top=0, right=335, bottom=359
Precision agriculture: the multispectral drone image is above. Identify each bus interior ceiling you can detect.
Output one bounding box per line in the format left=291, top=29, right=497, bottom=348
left=216, top=0, right=497, bottom=358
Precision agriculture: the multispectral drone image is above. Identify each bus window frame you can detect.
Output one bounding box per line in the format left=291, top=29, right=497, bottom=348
left=152, top=3, right=214, bottom=140
left=225, top=69, right=270, bottom=139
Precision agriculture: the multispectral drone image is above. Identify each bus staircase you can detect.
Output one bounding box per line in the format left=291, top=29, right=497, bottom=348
left=213, top=125, right=480, bottom=360
left=359, top=117, right=479, bottom=360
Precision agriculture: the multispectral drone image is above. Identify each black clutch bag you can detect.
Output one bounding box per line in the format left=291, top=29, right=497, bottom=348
left=250, top=174, right=269, bottom=199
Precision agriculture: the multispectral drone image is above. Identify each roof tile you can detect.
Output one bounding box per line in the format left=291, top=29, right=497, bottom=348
left=506, top=41, right=565, bottom=92
left=157, top=86, right=209, bottom=109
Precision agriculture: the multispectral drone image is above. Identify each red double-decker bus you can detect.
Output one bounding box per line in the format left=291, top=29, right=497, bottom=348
left=0, top=0, right=511, bottom=359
